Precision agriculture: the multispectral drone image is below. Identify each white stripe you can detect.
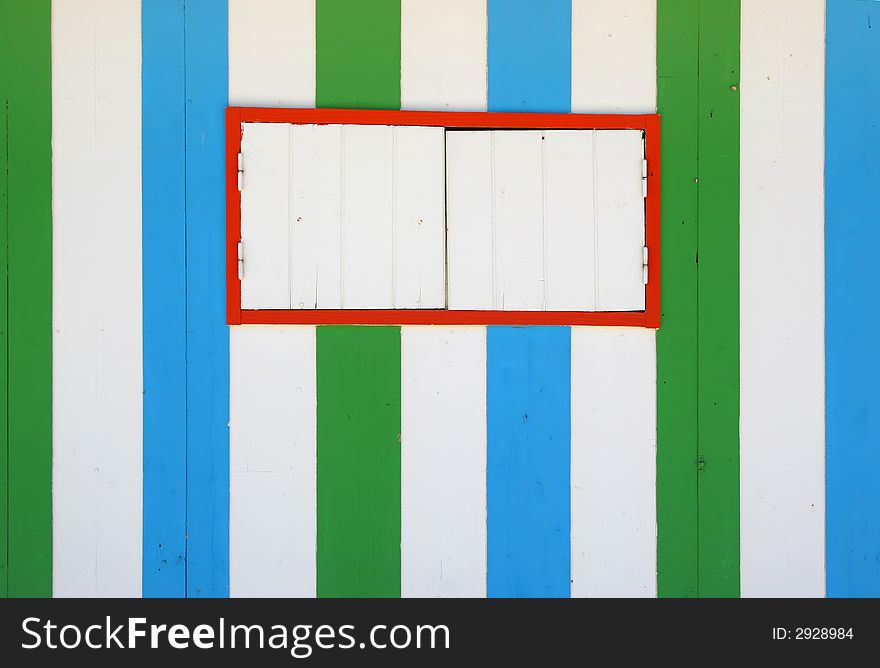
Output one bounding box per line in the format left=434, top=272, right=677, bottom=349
left=740, top=0, right=825, bottom=597
left=569, top=0, right=657, bottom=599
left=571, top=328, right=657, bottom=597
left=571, top=0, right=657, bottom=114
left=228, top=0, right=316, bottom=107
left=229, top=327, right=316, bottom=597
left=399, top=4, right=489, bottom=598
left=401, top=327, right=487, bottom=597
left=229, top=0, right=317, bottom=597
left=51, top=0, right=143, bottom=597
left=401, top=0, right=488, bottom=111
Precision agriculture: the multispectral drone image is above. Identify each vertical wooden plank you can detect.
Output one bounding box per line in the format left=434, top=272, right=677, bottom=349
left=230, top=326, right=316, bottom=597
left=0, top=11, right=8, bottom=597
left=595, top=130, right=645, bottom=311
left=571, top=328, right=656, bottom=597
left=740, top=0, right=825, bottom=598
left=826, top=0, right=880, bottom=597
left=341, top=125, right=394, bottom=308
left=487, top=0, right=571, bottom=597
left=316, top=0, right=400, bottom=110
left=228, top=0, right=315, bottom=107
left=401, top=327, right=486, bottom=597
left=317, top=326, right=401, bottom=597
left=239, top=123, right=291, bottom=310
left=392, top=126, right=446, bottom=309
left=543, top=130, right=595, bottom=311
left=315, top=0, right=402, bottom=597
left=493, top=130, right=545, bottom=310
left=142, top=0, right=187, bottom=597
left=52, top=0, right=143, bottom=597
left=487, top=326, right=571, bottom=597
left=400, top=0, right=488, bottom=111
left=571, top=0, right=657, bottom=113
left=446, top=131, right=494, bottom=311
left=697, top=0, right=740, bottom=598
left=656, top=0, right=699, bottom=598
left=183, top=0, right=229, bottom=597
left=290, top=124, right=343, bottom=309
left=487, top=0, right=570, bottom=113
left=399, top=4, right=488, bottom=598
left=569, top=3, right=658, bottom=599
left=228, top=0, right=317, bottom=599
left=1, top=0, right=53, bottom=598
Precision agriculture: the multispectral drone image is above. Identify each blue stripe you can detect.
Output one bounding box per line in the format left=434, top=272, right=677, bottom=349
left=487, top=0, right=571, bottom=113
left=183, top=0, right=229, bottom=598
left=486, top=0, right=572, bottom=598
left=143, top=0, right=187, bottom=597
left=826, top=0, right=880, bottom=597
left=143, top=0, right=229, bottom=597
left=487, top=327, right=571, bottom=597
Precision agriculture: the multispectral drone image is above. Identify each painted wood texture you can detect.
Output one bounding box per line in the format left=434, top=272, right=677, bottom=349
left=0, top=0, right=53, bottom=598
left=740, top=0, right=825, bottom=598
left=142, top=0, right=187, bottom=597
left=571, top=0, right=656, bottom=113
left=228, top=0, right=315, bottom=107
left=316, top=326, right=401, bottom=598
left=401, top=0, right=487, bottom=112
left=568, top=0, right=658, bottom=600
left=571, top=328, right=656, bottom=597
left=446, top=129, right=645, bottom=312
left=316, top=0, right=400, bottom=110
left=230, top=327, right=316, bottom=597
left=183, top=0, right=230, bottom=598
left=315, top=0, right=403, bottom=597
left=401, top=327, right=486, bottom=597
left=0, top=6, right=6, bottom=599
left=143, top=0, right=229, bottom=597
left=487, top=326, right=571, bottom=597
left=399, top=0, right=488, bottom=600
left=52, top=0, right=143, bottom=597
left=239, top=123, right=291, bottom=309
left=239, top=122, right=445, bottom=310
left=656, top=0, right=699, bottom=599
left=487, top=0, right=570, bottom=113
left=228, top=0, right=317, bottom=599
left=826, top=0, right=880, bottom=597
left=486, top=0, right=572, bottom=599
left=657, top=0, right=740, bottom=598
left=697, top=0, right=740, bottom=599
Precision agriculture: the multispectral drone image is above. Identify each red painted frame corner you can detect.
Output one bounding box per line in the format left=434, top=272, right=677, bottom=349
left=226, top=107, right=661, bottom=328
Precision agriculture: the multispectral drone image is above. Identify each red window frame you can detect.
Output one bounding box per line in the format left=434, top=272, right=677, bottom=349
left=226, top=107, right=660, bottom=328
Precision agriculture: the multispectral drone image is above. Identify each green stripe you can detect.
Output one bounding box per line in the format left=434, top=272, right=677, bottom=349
left=656, top=1, right=700, bottom=598
left=696, top=0, right=740, bottom=598
left=314, top=0, right=402, bottom=598
left=657, top=0, right=740, bottom=597
left=316, top=0, right=401, bottom=109
left=0, top=13, right=7, bottom=599
left=0, top=0, right=53, bottom=598
left=316, top=326, right=401, bottom=597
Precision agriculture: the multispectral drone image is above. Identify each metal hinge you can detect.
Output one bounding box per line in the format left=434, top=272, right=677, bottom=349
left=641, top=158, right=648, bottom=198
left=642, top=246, right=649, bottom=285
left=237, top=152, right=244, bottom=191
left=237, top=241, right=244, bottom=280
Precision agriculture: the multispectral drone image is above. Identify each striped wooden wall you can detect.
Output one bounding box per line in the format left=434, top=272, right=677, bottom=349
left=0, top=0, right=872, bottom=598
